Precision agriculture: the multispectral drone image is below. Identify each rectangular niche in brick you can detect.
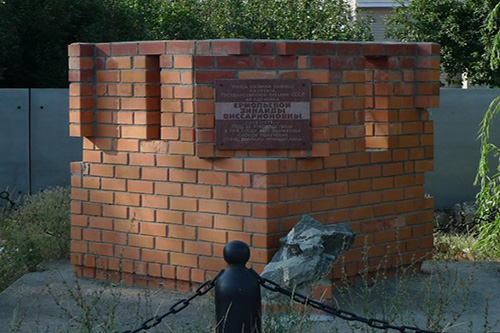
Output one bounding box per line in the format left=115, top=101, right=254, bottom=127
left=119, top=55, right=161, bottom=139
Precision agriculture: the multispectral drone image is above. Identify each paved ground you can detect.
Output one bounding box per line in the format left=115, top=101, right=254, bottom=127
left=0, top=261, right=213, bottom=332
left=1, top=260, right=499, bottom=332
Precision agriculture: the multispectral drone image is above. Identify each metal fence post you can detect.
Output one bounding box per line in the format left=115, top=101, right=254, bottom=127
left=215, top=240, right=262, bottom=333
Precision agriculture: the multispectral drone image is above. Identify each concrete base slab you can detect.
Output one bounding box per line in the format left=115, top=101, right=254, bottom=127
left=0, top=261, right=212, bottom=332
left=1, top=260, right=499, bottom=332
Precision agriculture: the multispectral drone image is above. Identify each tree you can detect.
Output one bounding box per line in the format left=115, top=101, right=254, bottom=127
left=0, top=0, right=157, bottom=87
left=199, top=0, right=372, bottom=41
left=386, top=0, right=500, bottom=86
left=0, top=0, right=372, bottom=88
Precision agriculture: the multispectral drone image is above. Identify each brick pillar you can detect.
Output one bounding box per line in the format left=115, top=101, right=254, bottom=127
left=69, top=40, right=440, bottom=291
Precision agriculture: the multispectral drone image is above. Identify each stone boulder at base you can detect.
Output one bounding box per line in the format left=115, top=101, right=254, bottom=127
left=261, top=215, right=355, bottom=290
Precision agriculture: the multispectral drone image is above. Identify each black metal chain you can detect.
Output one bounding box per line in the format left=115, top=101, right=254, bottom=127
left=122, top=268, right=436, bottom=332
left=257, top=275, right=436, bottom=333
left=122, top=270, right=223, bottom=333
left=0, top=191, right=17, bottom=208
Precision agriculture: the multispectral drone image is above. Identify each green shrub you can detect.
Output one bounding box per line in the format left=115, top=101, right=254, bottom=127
left=474, top=1, right=500, bottom=256
left=0, top=186, right=70, bottom=291
left=474, top=96, right=500, bottom=256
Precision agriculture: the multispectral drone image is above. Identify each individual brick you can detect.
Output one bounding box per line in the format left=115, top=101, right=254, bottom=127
left=256, top=56, right=296, bottom=69
left=139, top=42, right=166, bottom=55
left=195, top=70, right=235, bottom=83
left=68, top=70, right=93, bottom=82
left=216, top=56, right=254, bottom=69
left=113, top=43, right=138, bottom=56
left=212, top=41, right=252, bottom=55
left=166, top=41, right=195, bottom=54
left=337, top=43, right=361, bottom=56
left=276, top=42, right=312, bottom=55
left=417, top=44, right=441, bottom=55
left=68, top=43, right=94, bottom=57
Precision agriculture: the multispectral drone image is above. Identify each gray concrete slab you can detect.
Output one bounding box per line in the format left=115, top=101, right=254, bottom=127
left=322, top=261, right=500, bottom=332
left=1, top=261, right=499, bottom=332
left=0, top=261, right=212, bottom=332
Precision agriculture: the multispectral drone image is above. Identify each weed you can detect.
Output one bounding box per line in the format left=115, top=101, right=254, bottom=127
left=329, top=257, right=499, bottom=332
left=5, top=257, right=500, bottom=332
left=2, top=189, right=499, bottom=332
left=0, top=186, right=70, bottom=291
left=262, top=288, right=313, bottom=333
left=474, top=0, right=500, bottom=258
left=433, top=230, right=500, bottom=262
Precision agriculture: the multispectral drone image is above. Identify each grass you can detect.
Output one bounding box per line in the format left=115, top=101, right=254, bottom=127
left=5, top=242, right=500, bottom=332
left=433, top=213, right=500, bottom=262
left=1, top=189, right=499, bottom=332
left=262, top=289, right=315, bottom=333
left=7, top=264, right=214, bottom=333
left=257, top=231, right=500, bottom=333
left=333, top=261, right=477, bottom=332
left=432, top=204, right=500, bottom=262
left=8, top=258, right=498, bottom=333
left=0, top=186, right=70, bottom=292
left=434, top=231, right=480, bottom=261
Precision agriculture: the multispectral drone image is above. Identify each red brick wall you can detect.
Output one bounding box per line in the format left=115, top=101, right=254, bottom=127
left=69, top=40, right=439, bottom=289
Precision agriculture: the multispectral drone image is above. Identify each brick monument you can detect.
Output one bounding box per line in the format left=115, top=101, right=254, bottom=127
left=69, top=40, right=439, bottom=291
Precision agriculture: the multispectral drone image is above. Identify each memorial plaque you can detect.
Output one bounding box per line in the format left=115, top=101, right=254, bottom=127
left=215, top=79, right=311, bottom=150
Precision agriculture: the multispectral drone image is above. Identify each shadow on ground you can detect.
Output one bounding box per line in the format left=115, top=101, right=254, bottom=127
left=0, top=261, right=212, bottom=332
left=1, top=260, right=499, bottom=332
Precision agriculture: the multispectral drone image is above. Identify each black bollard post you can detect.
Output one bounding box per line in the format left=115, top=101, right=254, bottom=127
left=215, top=241, right=262, bottom=333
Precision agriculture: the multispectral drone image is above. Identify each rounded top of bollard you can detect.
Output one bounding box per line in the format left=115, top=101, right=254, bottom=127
left=223, top=241, right=250, bottom=266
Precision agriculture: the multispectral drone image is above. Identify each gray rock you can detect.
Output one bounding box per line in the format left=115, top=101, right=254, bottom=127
left=453, top=201, right=477, bottom=227
left=434, top=210, right=452, bottom=230
left=261, top=215, right=355, bottom=291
